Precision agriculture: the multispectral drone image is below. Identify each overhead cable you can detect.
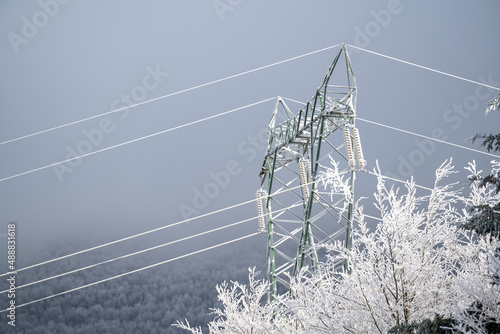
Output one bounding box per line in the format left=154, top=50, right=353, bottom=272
left=0, top=98, right=275, bottom=183
left=348, top=45, right=500, bottom=91
left=0, top=44, right=341, bottom=146
left=0, top=232, right=260, bottom=312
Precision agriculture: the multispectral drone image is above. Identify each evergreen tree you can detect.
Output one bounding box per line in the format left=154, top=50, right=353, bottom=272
left=462, top=160, right=500, bottom=239
left=463, top=94, right=500, bottom=238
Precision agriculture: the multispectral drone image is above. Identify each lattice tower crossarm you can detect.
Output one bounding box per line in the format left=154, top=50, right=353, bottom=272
left=257, top=44, right=365, bottom=300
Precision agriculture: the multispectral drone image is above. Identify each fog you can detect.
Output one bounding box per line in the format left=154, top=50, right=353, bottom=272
left=0, top=1, right=499, bottom=332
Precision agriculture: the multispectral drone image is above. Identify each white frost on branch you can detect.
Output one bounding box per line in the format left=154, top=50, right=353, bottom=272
left=318, top=155, right=353, bottom=203
left=176, top=160, right=500, bottom=333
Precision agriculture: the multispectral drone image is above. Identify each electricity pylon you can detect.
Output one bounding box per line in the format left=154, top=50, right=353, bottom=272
left=256, top=44, right=365, bottom=300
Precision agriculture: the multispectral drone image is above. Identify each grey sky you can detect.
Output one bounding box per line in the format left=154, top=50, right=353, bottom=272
left=0, top=0, right=499, bottom=280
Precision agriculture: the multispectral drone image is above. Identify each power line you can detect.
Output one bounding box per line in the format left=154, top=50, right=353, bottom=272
left=2, top=46, right=497, bottom=182
left=0, top=197, right=255, bottom=277
left=0, top=175, right=433, bottom=309
left=362, top=214, right=384, bottom=222
left=7, top=172, right=452, bottom=308
left=276, top=98, right=476, bottom=189
left=9, top=172, right=455, bottom=310
left=0, top=203, right=301, bottom=295
left=3, top=43, right=498, bottom=148
left=357, top=118, right=500, bottom=159
left=348, top=45, right=500, bottom=92
left=0, top=181, right=305, bottom=278
left=0, top=97, right=275, bottom=183
left=0, top=157, right=434, bottom=300
left=364, top=170, right=433, bottom=192
left=281, top=97, right=500, bottom=160
left=0, top=232, right=260, bottom=313
left=0, top=44, right=341, bottom=146
left=0, top=218, right=252, bottom=294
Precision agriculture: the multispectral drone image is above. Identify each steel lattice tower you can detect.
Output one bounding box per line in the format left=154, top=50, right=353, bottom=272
left=256, top=44, right=365, bottom=299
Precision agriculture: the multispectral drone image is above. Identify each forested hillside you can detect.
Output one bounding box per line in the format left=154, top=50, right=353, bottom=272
left=0, top=237, right=266, bottom=333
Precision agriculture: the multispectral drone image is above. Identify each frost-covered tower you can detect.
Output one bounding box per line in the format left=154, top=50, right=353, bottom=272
left=256, top=44, right=365, bottom=299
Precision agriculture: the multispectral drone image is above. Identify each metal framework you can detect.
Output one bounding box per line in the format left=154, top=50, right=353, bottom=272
left=257, top=44, right=365, bottom=299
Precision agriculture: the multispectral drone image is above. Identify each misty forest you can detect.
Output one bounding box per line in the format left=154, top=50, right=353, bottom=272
left=0, top=237, right=266, bottom=333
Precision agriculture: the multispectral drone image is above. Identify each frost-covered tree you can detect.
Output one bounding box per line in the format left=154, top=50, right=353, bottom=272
left=485, top=95, right=500, bottom=116
left=174, top=268, right=299, bottom=333
left=283, top=160, right=467, bottom=333
left=175, top=160, right=500, bottom=334
left=450, top=161, right=500, bottom=334
left=452, top=235, right=500, bottom=333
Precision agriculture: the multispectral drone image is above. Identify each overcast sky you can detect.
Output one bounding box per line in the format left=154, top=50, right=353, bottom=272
left=1, top=1, right=499, bottom=278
